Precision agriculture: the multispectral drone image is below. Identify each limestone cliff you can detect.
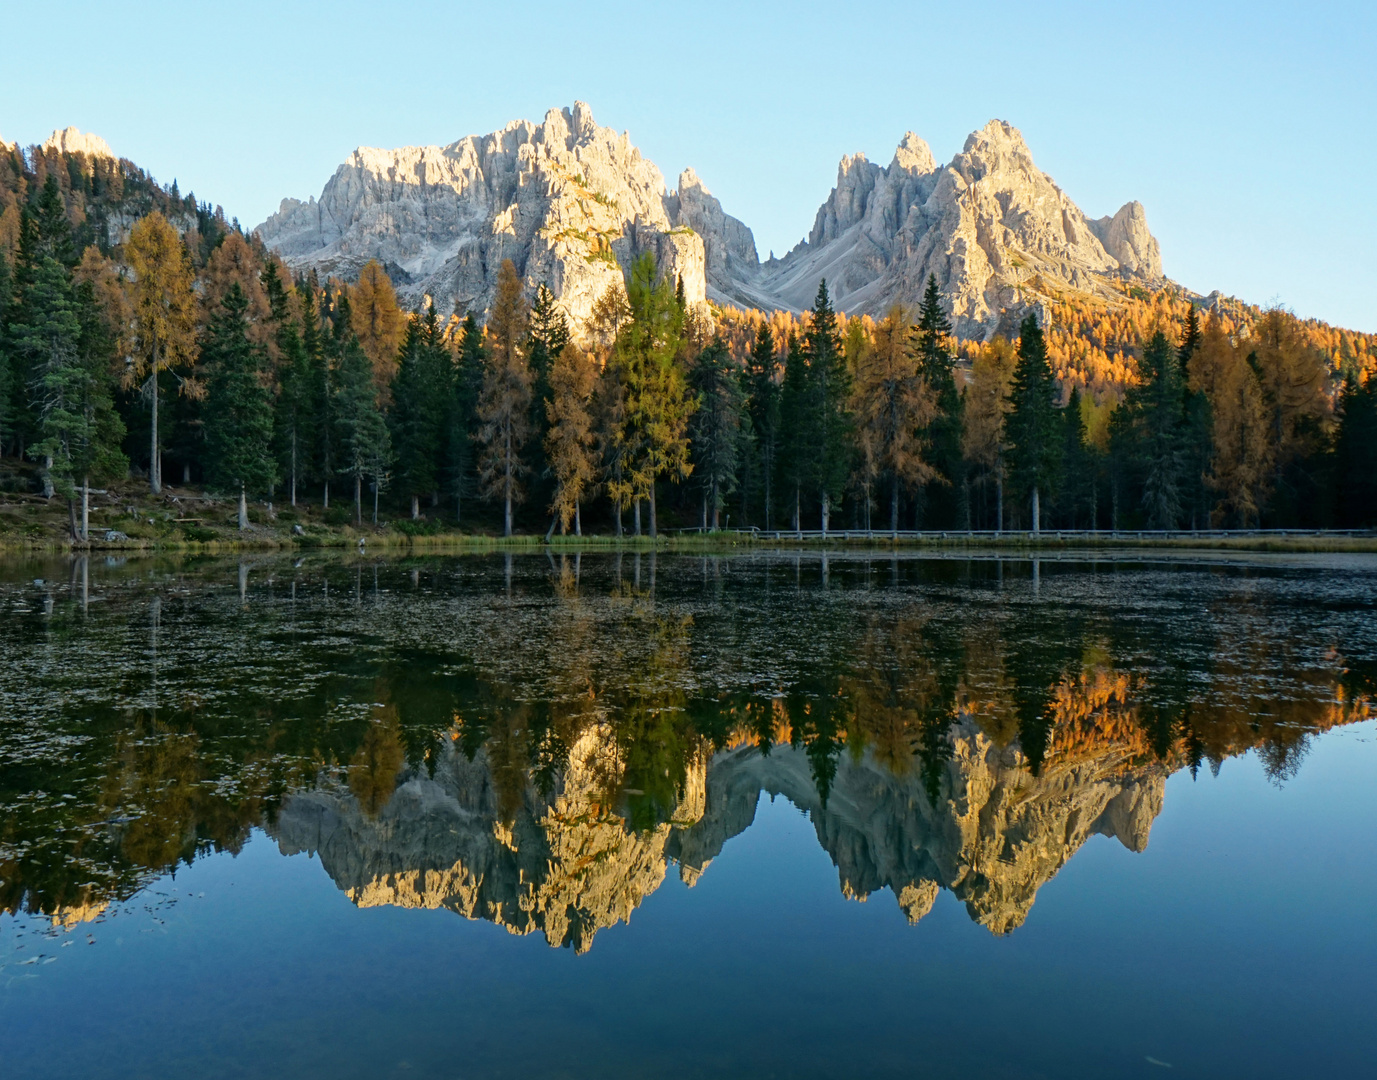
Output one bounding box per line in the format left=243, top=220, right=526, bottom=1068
left=41, top=126, right=115, bottom=160
left=254, top=102, right=708, bottom=327
left=744, top=120, right=1163, bottom=336
left=270, top=715, right=1164, bottom=948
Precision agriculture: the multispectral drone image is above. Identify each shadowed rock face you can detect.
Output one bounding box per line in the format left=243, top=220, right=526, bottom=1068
left=269, top=716, right=1165, bottom=949
left=254, top=102, right=708, bottom=328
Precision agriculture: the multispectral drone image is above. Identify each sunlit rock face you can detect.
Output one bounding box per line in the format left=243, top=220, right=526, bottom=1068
left=271, top=715, right=1164, bottom=948
left=747, top=120, right=1163, bottom=336
left=40, top=126, right=115, bottom=160
left=255, top=102, right=709, bottom=328
left=270, top=725, right=709, bottom=954
left=257, top=108, right=1159, bottom=339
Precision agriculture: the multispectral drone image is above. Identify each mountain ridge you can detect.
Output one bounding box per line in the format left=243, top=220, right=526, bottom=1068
left=253, top=104, right=1164, bottom=338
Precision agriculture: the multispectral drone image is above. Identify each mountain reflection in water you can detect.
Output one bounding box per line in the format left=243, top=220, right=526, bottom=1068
left=2, top=551, right=1372, bottom=952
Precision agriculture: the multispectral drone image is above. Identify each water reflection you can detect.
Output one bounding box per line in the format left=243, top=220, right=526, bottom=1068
left=1, top=551, right=1372, bottom=950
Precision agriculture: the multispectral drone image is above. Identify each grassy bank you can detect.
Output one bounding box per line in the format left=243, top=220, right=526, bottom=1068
left=2, top=479, right=1373, bottom=555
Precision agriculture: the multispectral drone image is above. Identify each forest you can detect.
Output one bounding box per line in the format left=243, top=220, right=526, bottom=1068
left=3, top=140, right=1376, bottom=540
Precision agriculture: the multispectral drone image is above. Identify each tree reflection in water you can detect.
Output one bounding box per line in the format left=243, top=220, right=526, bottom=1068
left=0, top=551, right=1371, bottom=947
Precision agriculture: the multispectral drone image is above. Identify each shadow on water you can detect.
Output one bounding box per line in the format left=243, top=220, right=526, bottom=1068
left=1, top=550, right=1374, bottom=948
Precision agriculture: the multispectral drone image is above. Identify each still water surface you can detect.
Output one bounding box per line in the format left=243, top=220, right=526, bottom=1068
left=1, top=551, right=1375, bottom=1078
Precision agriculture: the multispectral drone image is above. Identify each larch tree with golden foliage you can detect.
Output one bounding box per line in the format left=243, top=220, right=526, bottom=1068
left=961, top=336, right=1017, bottom=530
left=544, top=342, right=599, bottom=536
left=349, top=259, right=405, bottom=396
left=852, top=307, right=936, bottom=533
left=1189, top=318, right=1273, bottom=525
left=124, top=212, right=196, bottom=494
left=476, top=259, right=533, bottom=536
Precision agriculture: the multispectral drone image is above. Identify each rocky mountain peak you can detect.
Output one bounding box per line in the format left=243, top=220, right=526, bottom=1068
left=891, top=131, right=936, bottom=175
left=41, top=126, right=114, bottom=160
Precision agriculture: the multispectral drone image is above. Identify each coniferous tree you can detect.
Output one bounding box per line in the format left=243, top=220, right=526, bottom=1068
left=776, top=331, right=810, bottom=532
left=687, top=337, right=745, bottom=530
left=544, top=342, right=598, bottom=535
left=203, top=283, right=276, bottom=529
left=745, top=321, right=780, bottom=529
left=911, top=274, right=965, bottom=527
left=125, top=212, right=196, bottom=494
left=1177, top=306, right=1213, bottom=528
left=962, top=337, right=1016, bottom=530
left=476, top=259, right=533, bottom=536
left=0, top=249, right=11, bottom=456
left=853, top=307, right=935, bottom=533
left=618, top=253, right=693, bottom=537
left=1138, top=332, right=1185, bottom=528
left=447, top=312, right=485, bottom=523
left=390, top=304, right=450, bottom=518
left=1006, top=314, right=1062, bottom=531
left=1333, top=373, right=1377, bottom=527
left=804, top=279, right=851, bottom=533
left=273, top=291, right=314, bottom=507
left=525, top=283, right=570, bottom=517
left=300, top=280, right=335, bottom=507
left=335, top=329, right=391, bottom=525
left=1057, top=389, right=1094, bottom=528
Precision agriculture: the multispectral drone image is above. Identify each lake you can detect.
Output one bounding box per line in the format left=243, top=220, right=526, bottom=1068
left=1, top=550, right=1375, bottom=1079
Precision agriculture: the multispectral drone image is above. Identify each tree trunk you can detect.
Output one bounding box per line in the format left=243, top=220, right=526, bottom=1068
left=373, top=480, right=379, bottom=525
left=354, top=474, right=362, bottom=525
left=711, top=480, right=720, bottom=530
left=411, top=494, right=419, bottom=520
left=575, top=502, right=582, bottom=537
left=42, top=456, right=54, bottom=499
left=634, top=500, right=641, bottom=536
left=67, top=498, right=78, bottom=540
left=701, top=493, right=707, bottom=532
left=793, top=486, right=800, bottom=536
left=323, top=481, right=330, bottom=510
left=238, top=485, right=249, bottom=531
left=150, top=342, right=161, bottom=495
left=649, top=486, right=658, bottom=539
left=615, top=500, right=623, bottom=538
left=546, top=515, right=558, bottom=542
left=996, top=471, right=1004, bottom=533
left=81, top=477, right=90, bottom=542
left=891, top=476, right=899, bottom=536
left=821, top=491, right=830, bottom=536
left=1031, top=485, right=1041, bottom=534
left=290, top=434, right=297, bottom=507
left=504, top=490, right=512, bottom=537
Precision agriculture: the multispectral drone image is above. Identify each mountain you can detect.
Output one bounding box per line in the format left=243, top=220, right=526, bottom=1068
left=268, top=713, right=1163, bottom=949
left=258, top=105, right=1162, bottom=338
left=256, top=102, right=709, bottom=326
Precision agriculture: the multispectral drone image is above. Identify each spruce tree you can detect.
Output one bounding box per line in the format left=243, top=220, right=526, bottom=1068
left=804, top=279, right=851, bottom=533
left=1057, top=388, right=1094, bottom=528
left=447, top=312, right=485, bottom=523
left=0, top=249, right=11, bottom=456
left=911, top=274, right=965, bottom=527
left=203, top=284, right=276, bottom=529
left=687, top=337, right=745, bottom=530
left=1137, top=332, right=1185, bottom=528
left=524, top=283, right=569, bottom=515
left=776, top=331, right=811, bottom=532
left=745, top=321, right=780, bottom=529
left=1178, top=306, right=1212, bottom=528
left=335, top=330, right=391, bottom=525
left=390, top=304, right=450, bottom=518
left=1006, top=314, right=1062, bottom=531
left=300, top=282, right=334, bottom=506
left=1334, top=373, right=1377, bottom=527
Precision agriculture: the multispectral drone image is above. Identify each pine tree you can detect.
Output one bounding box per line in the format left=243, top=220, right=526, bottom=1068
left=745, top=321, right=780, bottom=529
left=1006, top=314, right=1062, bottom=531
left=390, top=304, right=450, bottom=518
left=804, top=279, right=851, bottom=533
left=300, top=281, right=334, bottom=506
left=203, top=283, right=276, bottom=529
left=1139, top=332, right=1185, bottom=528
left=1178, top=306, right=1212, bottom=528
left=525, top=283, right=570, bottom=517
left=1333, top=373, right=1377, bottom=528
left=911, top=275, right=965, bottom=527
left=687, top=337, right=745, bottom=530
left=0, top=248, right=11, bottom=457
left=273, top=296, right=315, bottom=508
left=476, top=259, right=533, bottom=536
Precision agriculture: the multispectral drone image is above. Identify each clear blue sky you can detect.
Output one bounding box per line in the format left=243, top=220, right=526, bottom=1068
left=3, top=1, right=1372, bottom=331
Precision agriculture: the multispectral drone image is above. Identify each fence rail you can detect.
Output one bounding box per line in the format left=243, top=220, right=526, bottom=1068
left=667, top=527, right=1377, bottom=541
